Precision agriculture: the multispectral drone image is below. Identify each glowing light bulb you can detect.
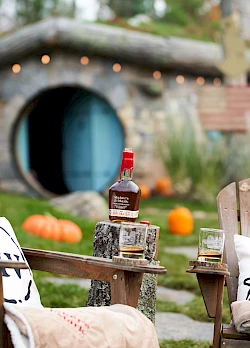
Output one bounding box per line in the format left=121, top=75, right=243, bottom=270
left=41, top=55, right=50, bottom=64
left=213, top=77, right=222, bottom=86
left=153, top=70, right=161, bottom=80
left=197, top=76, right=205, bottom=86
left=12, top=64, right=21, bottom=74
left=176, top=75, right=184, bottom=84
left=113, top=63, right=122, bottom=72
left=80, top=56, right=89, bottom=65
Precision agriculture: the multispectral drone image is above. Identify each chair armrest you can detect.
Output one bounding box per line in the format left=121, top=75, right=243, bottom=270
left=186, top=260, right=229, bottom=276
left=22, top=247, right=167, bottom=308
left=22, top=247, right=167, bottom=281
left=186, top=260, right=229, bottom=319
left=0, top=260, right=28, bottom=270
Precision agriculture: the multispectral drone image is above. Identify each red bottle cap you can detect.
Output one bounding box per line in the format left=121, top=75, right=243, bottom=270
left=120, top=148, right=134, bottom=172
left=140, top=221, right=150, bottom=226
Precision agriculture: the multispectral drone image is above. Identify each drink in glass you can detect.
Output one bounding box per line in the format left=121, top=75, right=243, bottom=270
left=198, top=228, right=225, bottom=263
left=119, top=222, right=148, bottom=259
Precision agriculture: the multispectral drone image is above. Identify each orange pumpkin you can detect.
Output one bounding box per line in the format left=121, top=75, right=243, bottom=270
left=138, top=184, right=151, bottom=199
left=167, top=207, right=193, bottom=236
left=22, top=214, right=82, bottom=243
left=155, top=177, right=173, bottom=196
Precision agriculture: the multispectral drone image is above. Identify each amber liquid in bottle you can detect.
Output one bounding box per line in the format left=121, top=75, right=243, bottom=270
left=109, top=147, right=141, bottom=223
left=109, top=172, right=141, bottom=223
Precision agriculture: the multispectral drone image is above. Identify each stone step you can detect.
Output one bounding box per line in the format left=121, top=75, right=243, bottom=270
left=156, top=312, right=213, bottom=342
left=165, top=246, right=198, bottom=260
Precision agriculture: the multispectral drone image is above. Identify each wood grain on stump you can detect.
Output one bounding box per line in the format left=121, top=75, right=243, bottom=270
left=187, top=260, right=229, bottom=276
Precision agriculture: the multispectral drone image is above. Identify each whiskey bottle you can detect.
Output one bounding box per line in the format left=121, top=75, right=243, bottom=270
left=109, top=148, right=141, bottom=223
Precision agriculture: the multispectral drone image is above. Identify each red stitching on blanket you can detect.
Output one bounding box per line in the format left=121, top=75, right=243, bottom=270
left=49, top=309, right=90, bottom=335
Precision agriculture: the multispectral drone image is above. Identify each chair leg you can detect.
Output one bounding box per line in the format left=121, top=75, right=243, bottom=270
left=196, top=273, right=225, bottom=348
left=110, top=270, right=143, bottom=308
left=212, top=277, right=224, bottom=348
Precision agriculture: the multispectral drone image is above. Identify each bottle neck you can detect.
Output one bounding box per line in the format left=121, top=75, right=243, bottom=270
left=120, top=168, right=133, bottom=180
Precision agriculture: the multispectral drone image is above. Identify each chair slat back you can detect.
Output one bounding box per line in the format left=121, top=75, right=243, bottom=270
left=216, top=182, right=239, bottom=305
left=238, top=179, right=250, bottom=237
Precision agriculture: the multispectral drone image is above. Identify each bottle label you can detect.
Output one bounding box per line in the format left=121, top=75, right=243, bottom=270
left=109, top=209, right=139, bottom=219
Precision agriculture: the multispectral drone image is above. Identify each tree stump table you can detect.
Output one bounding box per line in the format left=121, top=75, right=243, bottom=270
left=87, top=221, right=160, bottom=323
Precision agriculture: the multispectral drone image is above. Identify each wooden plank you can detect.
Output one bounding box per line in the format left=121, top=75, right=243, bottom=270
left=200, top=114, right=246, bottom=126
left=196, top=274, right=224, bottom=318
left=200, top=122, right=245, bottom=128
left=200, top=124, right=245, bottom=130
left=202, top=125, right=245, bottom=132
left=23, top=248, right=167, bottom=275
left=198, top=86, right=250, bottom=132
left=200, top=112, right=246, bottom=120
left=187, top=261, right=229, bottom=276
left=110, top=270, right=143, bottom=307
left=0, top=261, right=27, bottom=270
left=216, top=182, right=239, bottom=305
left=221, top=339, right=250, bottom=347
left=112, top=256, right=148, bottom=266
left=201, top=123, right=245, bottom=129
left=213, top=276, right=225, bottom=348
left=239, top=178, right=250, bottom=237
left=222, top=323, right=250, bottom=340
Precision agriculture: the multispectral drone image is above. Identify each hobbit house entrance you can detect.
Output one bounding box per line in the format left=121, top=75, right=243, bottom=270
left=13, top=86, right=125, bottom=197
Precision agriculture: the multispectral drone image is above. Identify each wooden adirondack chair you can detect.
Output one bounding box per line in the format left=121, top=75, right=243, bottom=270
left=0, top=248, right=166, bottom=347
left=187, top=178, right=250, bottom=348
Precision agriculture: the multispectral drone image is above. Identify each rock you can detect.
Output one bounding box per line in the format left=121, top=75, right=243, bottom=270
left=156, top=287, right=195, bottom=305
left=49, top=191, right=109, bottom=221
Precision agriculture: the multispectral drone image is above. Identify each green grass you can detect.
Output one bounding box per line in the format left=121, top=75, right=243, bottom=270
left=0, top=191, right=230, bottom=346
left=160, top=340, right=210, bottom=348
left=36, top=279, right=90, bottom=308
left=0, top=192, right=96, bottom=255
left=97, top=18, right=221, bottom=43
left=139, top=195, right=219, bottom=248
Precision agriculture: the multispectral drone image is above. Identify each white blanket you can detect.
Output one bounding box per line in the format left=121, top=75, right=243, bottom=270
left=4, top=303, right=160, bottom=348
left=231, top=300, right=250, bottom=334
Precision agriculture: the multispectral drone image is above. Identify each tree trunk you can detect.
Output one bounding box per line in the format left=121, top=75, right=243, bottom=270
left=86, top=221, right=160, bottom=323
left=237, top=0, right=250, bottom=42
left=220, top=0, right=248, bottom=86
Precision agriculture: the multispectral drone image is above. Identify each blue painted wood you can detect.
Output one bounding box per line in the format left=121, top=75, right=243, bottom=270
left=17, top=118, right=30, bottom=173
left=62, top=90, right=124, bottom=192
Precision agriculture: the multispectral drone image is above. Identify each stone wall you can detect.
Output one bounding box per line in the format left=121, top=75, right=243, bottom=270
left=0, top=51, right=204, bottom=197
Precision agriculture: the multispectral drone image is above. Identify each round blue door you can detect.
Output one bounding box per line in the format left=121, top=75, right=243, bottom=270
left=15, top=87, right=124, bottom=196
left=62, top=90, right=125, bottom=192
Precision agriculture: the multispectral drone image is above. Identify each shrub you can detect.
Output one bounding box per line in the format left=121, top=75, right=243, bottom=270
left=158, top=117, right=228, bottom=204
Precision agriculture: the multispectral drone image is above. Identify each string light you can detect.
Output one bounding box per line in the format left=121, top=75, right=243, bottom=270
left=113, top=63, right=122, bottom=72
left=41, top=55, right=50, bottom=64
left=12, top=64, right=21, bottom=73
left=197, top=76, right=205, bottom=86
left=213, top=77, right=222, bottom=86
left=176, top=75, right=185, bottom=84
left=153, top=70, right=161, bottom=80
left=9, top=55, right=220, bottom=91
left=80, top=56, right=89, bottom=65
